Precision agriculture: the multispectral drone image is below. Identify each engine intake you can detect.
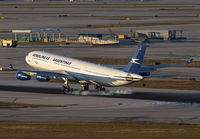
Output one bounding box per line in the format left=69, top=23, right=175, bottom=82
left=16, top=72, right=31, bottom=80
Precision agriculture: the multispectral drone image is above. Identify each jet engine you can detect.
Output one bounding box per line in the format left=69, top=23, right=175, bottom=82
left=35, top=75, right=50, bottom=82
left=16, top=72, right=31, bottom=80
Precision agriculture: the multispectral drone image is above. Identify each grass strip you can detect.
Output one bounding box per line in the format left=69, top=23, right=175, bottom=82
left=0, top=3, right=194, bottom=9
left=129, top=80, right=200, bottom=91
left=18, top=42, right=67, bottom=46
left=77, top=58, right=200, bottom=68
left=0, top=102, right=64, bottom=108
left=0, top=122, right=199, bottom=139
left=60, top=20, right=200, bottom=29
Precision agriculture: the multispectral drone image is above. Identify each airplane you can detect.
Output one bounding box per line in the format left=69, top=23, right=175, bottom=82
left=10, top=45, right=193, bottom=93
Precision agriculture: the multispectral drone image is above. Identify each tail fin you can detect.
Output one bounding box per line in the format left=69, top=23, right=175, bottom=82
left=123, top=45, right=147, bottom=73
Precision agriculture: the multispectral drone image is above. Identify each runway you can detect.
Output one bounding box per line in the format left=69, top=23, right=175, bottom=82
left=0, top=80, right=200, bottom=124
left=1, top=85, right=200, bottom=103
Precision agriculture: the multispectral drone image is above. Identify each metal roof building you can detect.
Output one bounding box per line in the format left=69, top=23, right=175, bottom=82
left=12, top=29, right=63, bottom=42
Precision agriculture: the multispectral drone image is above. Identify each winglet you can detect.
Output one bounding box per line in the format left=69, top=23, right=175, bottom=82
left=9, top=64, right=14, bottom=70
left=0, top=64, right=16, bottom=71
left=185, top=58, right=193, bottom=65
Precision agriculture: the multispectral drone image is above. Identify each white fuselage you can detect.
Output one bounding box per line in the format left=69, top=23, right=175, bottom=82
left=25, top=51, right=143, bottom=87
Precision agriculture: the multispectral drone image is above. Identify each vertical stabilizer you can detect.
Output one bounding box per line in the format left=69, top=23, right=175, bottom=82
left=123, top=45, right=147, bottom=73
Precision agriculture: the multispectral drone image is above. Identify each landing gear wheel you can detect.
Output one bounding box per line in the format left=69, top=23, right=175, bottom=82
left=94, top=85, right=99, bottom=90
left=82, top=84, right=89, bottom=91
left=84, top=85, right=89, bottom=91
left=62, top=85, right=72, bottom=94
left=100, top=87, right=106, bottom=91
left=94, top=85, right=105, bottom=91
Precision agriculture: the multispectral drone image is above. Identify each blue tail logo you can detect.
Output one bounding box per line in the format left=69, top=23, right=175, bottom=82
left=123, top=45, right=147, bottom=73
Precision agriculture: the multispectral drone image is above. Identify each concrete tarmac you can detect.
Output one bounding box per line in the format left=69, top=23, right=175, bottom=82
left=0, top=77, right=200, bottom=123
left=1, top=87, right=200, bottom=124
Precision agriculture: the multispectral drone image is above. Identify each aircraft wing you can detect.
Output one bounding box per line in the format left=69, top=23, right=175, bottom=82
left=139, top=58, right=193, bottom=73
left=16, top=69, right=67, bottom=76
left=11, top=67, right=76, bottom=81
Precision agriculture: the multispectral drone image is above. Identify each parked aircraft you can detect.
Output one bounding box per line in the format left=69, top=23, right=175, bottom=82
left=11, top=45, right=193, bottom=93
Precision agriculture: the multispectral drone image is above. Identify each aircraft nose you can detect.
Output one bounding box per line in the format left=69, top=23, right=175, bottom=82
left=25, top=56, right=28, bottom=62
left=25, top=55, right=30, bottom=63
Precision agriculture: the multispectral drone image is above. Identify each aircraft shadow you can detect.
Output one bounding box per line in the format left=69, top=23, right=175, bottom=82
left=0, top=85, right=200, bottom=103
left=0, top=85, right=62, bottom=94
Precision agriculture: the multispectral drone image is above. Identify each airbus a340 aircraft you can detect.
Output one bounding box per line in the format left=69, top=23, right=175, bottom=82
left=12, top=45, right=193, bottom=93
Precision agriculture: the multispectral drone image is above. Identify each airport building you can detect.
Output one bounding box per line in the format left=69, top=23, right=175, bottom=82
left=12, top=29, right=63, bottom=42
left=76, top=33, right=119, bottom=45
left=134, top=30, right=186, bottom=40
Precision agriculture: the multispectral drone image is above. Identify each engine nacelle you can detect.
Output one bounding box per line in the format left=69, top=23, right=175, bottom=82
left=139, top=72, right=150, bottom=76
left=16, top=72, right=31, bottom=80
left=35, top=75, right=50, bottom=82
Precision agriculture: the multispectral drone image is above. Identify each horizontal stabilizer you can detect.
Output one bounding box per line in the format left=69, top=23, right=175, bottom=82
left=143, top=74, right=172, bottom=78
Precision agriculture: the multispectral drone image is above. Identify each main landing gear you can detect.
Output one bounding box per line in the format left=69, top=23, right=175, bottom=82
left=81, top=84, right=106, bottom=91
left=81, top=83, right=89, bottom=91
left=62, top=78, right=106, bottom=94
left=94, top=85, right=106, bottom=91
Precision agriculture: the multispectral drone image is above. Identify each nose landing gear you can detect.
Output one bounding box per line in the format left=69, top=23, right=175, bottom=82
left=62, top=78, right=73, bottom=94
